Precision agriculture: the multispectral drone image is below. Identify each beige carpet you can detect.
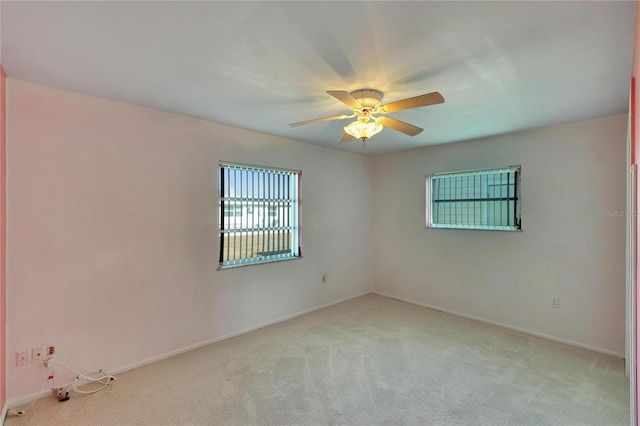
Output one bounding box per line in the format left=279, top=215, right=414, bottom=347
left=4, top=294, right=629, bottom=425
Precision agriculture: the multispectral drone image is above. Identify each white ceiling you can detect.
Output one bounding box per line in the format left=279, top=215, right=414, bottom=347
left=1, top=1, right=636, bottom=156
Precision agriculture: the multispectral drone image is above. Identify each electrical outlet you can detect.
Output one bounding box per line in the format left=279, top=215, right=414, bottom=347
left=322, top=274, right=328, bottom=284
left=43, top=346, right=55, bottom=367
left=16, top=351, right=30, bottom=367
left=32, top=347, right=45, bottom=362
left=551, top=297, right=560, bottom=308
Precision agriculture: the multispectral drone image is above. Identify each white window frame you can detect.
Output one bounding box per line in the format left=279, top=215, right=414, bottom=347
left=426, top=166, right=521, bottom=231
left=218, top=162, right=301, bottom=269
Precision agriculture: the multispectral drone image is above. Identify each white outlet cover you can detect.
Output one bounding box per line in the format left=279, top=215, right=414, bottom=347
left=31, top=347, right=44, bottom=362
left=17, top=351, right=30, bottom=367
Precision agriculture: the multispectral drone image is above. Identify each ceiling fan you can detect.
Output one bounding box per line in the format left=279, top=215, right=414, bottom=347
left=289, top=89, right=444, bottom=145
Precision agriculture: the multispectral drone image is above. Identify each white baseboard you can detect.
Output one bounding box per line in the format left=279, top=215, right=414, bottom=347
left=12, top=289, right=618, bottom=408
left=7, top=290, right=372, bottom=409
left=109, top=290, right=373, bottom=376
left=372, top=291, right=625, bottom=359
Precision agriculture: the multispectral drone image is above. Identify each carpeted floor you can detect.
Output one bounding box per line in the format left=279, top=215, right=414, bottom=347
left=4, top=294, right=630, bottom=425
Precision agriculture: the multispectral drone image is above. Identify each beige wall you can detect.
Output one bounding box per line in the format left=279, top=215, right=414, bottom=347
left=6, top=80, right=373, bottom=401
left=372, top=114, right=628, bottom=356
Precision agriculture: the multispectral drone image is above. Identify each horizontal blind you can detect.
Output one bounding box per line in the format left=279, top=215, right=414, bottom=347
left=429, top=166, right=521, bottom=231
left=219, top=163, right=300, bottom=268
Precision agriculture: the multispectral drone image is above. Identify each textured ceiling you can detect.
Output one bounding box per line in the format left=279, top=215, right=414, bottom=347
left=1, top=1, right=636, bottom=156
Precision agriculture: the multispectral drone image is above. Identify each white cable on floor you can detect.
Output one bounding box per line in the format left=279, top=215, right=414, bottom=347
left=46, top=360, right=116, bottom=394
left=7, top=357, right=116, bottom=417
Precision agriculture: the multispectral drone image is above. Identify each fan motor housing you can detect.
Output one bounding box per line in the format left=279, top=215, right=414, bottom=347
left=350, top=89, right=382, bottom=109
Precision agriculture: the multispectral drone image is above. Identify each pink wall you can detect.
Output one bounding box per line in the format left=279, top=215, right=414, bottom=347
left=0, top=64, right=7, bottom=414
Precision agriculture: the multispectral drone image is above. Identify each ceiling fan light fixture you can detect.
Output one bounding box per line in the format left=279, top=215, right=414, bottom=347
left=289, top=88, right=444, bottom=145
left=344, top=118, right=383, bottom=141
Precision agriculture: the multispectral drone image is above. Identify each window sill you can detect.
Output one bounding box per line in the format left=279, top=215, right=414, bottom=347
left=217, top=255, right=303, bottom=270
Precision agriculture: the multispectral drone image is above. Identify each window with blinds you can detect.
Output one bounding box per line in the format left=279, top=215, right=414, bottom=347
left=427, top=166, right=521, bottom=231
left=218, top=162, right=301, bottom=269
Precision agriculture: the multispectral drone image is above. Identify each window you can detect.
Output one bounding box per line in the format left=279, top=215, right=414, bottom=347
left=427, top=166, right=521, bottom=231
left=218, top=162, right=301, bottom=268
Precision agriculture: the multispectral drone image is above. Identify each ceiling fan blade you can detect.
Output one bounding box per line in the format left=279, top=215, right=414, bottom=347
left=339, top=132, right=354, bottom=144
left=289, top=114, right=349, bottom=127
left=379, top=92, right=444, bottom=113
left=327, top=91, right=363, bottom=109
left=378, top=117, right=424, bottom=136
